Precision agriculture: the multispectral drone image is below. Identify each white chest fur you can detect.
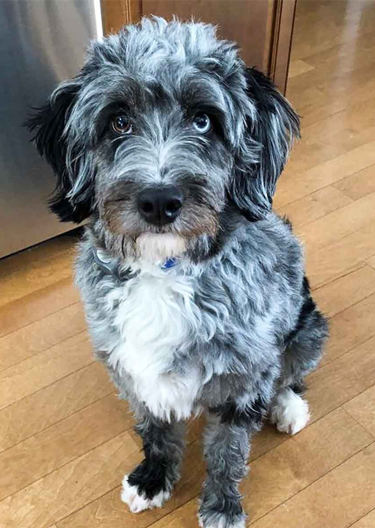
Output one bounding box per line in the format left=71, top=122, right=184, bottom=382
left=107, top=264, right=202, bottom=421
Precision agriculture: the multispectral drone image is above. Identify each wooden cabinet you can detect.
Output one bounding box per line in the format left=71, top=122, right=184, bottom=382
left=101, top=0, right=296, bottom=93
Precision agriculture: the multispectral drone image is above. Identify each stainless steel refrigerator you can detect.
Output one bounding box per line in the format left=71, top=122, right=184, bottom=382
left=0, top=0, right=102, bottom=258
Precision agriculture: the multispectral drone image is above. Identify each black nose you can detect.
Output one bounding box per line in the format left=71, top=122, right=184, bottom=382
left=137, top=186, right=183, bottom=226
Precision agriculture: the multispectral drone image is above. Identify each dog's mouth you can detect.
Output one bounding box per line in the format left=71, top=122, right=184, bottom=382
left=135, top=232, right=187, bottom=262
left=101, top=177, right=222, bottom=257
left=102, top=189, right=221, bottom=263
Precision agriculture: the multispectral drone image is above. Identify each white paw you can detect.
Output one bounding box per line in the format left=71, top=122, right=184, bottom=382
left=270, top=388, right=310, bottom=435
left=121, top=475, right=171, bottom=513
left=198, top=514, right=246, bottom=528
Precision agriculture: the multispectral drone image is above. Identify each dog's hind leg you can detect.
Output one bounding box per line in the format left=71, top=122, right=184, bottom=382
left=271, top=277, right=328, bottom=435
left=121, top=414, right=185, bottom=513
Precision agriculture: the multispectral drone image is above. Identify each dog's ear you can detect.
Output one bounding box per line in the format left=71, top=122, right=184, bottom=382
left=26, top=80, right=93, bottom=223
left=230, top=67, right=300, bottom=221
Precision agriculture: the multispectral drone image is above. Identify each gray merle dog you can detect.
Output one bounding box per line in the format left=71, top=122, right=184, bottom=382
left=28, top=17, right=328, bottom=528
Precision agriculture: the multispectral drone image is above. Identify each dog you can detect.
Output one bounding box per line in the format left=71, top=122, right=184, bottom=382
left=28, top=17, right=328, bottom=528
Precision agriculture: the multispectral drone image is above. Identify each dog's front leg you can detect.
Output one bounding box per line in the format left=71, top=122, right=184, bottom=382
left=121, top=414, right=185, bottom=513
left=199, top=403, right=261, bottom=528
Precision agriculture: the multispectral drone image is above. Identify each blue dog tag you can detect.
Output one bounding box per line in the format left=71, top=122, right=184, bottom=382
left=161, top=257, right=177, bottom=270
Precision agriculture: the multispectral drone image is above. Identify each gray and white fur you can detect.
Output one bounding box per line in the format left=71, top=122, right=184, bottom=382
left=28, top=17, right=328, bottom=528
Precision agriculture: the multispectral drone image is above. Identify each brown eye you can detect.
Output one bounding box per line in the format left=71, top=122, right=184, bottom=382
left=111, top=115, right=132, bottom=135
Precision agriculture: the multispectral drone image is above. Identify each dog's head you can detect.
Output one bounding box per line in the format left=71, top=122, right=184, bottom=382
left=27, top=17, right=299, bottom=261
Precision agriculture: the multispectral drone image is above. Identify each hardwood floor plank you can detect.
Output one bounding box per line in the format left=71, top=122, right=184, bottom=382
left=333, top=164, right=375, bottom=201
left=245, top=408, right=371, bottom=523
left=307, top=335, right=375, bottom=420
left=324, top=293, right=375, bottom=364
left=297, top=192, right=375, bottom=253
left=280, top=94, right=375, bottom=176
left=281, top=108, right=375, bottom=181
left=312, top=265, right=375, bottom=318
left=0, top=432, right=139, bottom=528
left=349, top=508, right=375, bottom=528
left=288, top=22, right=375, bottom=126
left=291, top=0, right=375, bottom=61
left=275, top=140, right=375, bottom=207
left=0, top=255, right=73, bottom=308
left=281, top=89, right=375, bottom=179
left=0, top=362, right=113, bottom=453
left=288, top=60, right=375, bottom=123
left=0, top=302, right=85, bottom=371
left=294, top=76, right=375, bottom=129
left=249, top=423, right=289, bottom=462
left=0, top=236, right=77, bottom=307
left=288, top=59, right=314, bottom=78
left=0, top=235, right=76, bottom=306
left=250, top=443, right=375, bottom=528
left=291, top=22, right=375, bottom=84
left=145, top=500, right=197, bottom=528
left=344, top=385, right=375, bottom=439
left=0, top=234, right=75, bottom=275
left=275, top=185, right=352, bottom=228
left=0, top=394, right=132, bottom=501
left=0, top=278, right=79, bottom=338
left=0, top=332, right=92, bottom=410
left=305, top=221, right=375, bottom=289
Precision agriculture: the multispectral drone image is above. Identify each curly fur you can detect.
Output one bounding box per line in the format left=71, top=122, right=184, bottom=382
left=28, top=17, right=328, bottom=527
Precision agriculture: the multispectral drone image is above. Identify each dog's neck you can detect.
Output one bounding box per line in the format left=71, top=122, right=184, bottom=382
left=94, top=246, right=178, bottom=276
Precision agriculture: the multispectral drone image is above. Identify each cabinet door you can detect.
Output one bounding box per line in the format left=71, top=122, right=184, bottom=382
left=101, top=0, right=296, bottom=93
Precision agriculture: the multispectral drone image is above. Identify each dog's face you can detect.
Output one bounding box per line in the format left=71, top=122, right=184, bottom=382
left=28, top=18, right=299, bottom=260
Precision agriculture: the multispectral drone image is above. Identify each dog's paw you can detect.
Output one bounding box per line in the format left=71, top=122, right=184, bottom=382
left=121, top=475, right=171, bottom=513
left=198, top=512, right=246, bottom=528
left=199, top=519, right=245, bottom=528
left=270, top=387, right=310, bottom=435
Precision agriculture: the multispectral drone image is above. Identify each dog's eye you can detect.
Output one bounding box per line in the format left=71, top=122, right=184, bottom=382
left=192, top=113, right=211, bottom=134
left=111, top=115, right=132, bottom=135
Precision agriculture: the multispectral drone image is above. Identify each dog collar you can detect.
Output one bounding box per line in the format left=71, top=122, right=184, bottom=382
left=93, top=249, right=178, bottom=280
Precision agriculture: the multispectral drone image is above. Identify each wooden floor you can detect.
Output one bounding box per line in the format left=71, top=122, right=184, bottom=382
left=1, top=1, right=375, bottom=526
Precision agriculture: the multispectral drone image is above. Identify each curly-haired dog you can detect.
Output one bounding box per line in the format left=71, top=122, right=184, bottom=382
left=28, top=18, right=328, bottom=528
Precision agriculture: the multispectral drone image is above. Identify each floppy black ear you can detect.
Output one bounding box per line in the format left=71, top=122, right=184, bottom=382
left=231, top=67, right=300, bottom=221
left=26, top=81, right=93, bottom=223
